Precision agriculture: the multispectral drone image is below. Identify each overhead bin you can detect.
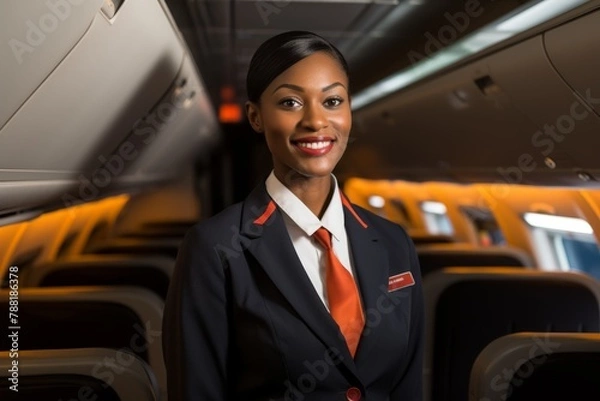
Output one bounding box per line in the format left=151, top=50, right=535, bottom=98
left=107, top=54, right=219, bottom=183
left=479, top=34, right=600, bottom=185
left=345, top=41, right=554, bottom=184
left=544, top=10, right=600, bottom=117
left=0, top=0, right=219, bottom=215
left=0, top=0, right=105, bottom=128
left=348, top=8, right=600, bottom=187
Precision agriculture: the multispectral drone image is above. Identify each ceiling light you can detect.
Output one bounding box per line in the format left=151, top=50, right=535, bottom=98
left=523, top=212, right=593, bottom=234
left=368, top=195, right=386, bottom=208
left=421, top=201, right=447, bottom=215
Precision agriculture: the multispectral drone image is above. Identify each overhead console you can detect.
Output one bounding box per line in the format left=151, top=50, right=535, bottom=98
left=346, top=7, right=600, bottom=187
left=0, top=0, right=219, bottom=216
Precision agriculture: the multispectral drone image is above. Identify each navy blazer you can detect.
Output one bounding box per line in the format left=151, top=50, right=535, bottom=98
left=162, top=182, right=424, bottom=401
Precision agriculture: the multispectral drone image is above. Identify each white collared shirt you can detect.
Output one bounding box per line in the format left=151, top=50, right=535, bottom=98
left=265, top=171, right=356, bottom=310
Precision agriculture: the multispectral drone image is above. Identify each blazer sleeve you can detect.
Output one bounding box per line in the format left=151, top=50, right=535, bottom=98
left=162, top=225, right=231, bottom=401
left=389, top=233, right=425, bottom=401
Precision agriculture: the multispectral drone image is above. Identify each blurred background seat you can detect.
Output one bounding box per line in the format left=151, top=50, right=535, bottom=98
left=25, top=255, right=174, bottom=300
left=0, top=347, right=159, bottom=401
left=416, top=244, right=533, bottom=278
left=0, top=286, right=166, bottom=400
left=469, top=332, right=600, bottom=401
left=423, top=268, right=600, bottom=401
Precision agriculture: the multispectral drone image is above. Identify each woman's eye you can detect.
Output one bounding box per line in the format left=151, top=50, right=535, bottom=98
left=279, top=98, right=301, bottom=108
left=324, top=97, right=343, bottom=107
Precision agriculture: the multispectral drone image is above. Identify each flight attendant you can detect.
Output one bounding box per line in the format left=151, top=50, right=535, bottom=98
left=162, top=31, right=424, bottom=401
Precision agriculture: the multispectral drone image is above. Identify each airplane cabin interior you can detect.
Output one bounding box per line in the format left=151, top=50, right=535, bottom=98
left=2, top=0, right=600, bottom=400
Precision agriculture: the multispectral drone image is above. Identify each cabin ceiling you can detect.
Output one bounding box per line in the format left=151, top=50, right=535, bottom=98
left=165, top=0, right=533, bottom=112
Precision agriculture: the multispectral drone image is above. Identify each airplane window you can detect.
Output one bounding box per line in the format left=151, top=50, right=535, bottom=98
left=420, top=201, right=453, bottom=236
left=365, top=196, right=412, bottom=229
left=524, top=212, right=600, bottom=280
left=558, top=236, right=600, bottom=280
left=460, top=205, right=506, bottom=246
left=389, top=198, right=412, bottom=228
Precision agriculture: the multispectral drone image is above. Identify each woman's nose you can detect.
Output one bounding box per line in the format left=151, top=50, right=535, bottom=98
left=300, top=103, right=328, bottom=131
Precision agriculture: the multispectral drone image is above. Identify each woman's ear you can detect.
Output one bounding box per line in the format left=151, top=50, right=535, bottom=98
left=245, top=101, right=263, bottom=133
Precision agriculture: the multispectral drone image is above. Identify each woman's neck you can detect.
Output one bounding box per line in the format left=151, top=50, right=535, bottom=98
left=274, top=169, right=333, bottom=219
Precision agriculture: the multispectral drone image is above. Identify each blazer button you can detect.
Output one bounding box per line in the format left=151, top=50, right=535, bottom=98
left=346, top=387, right=361, bottom=401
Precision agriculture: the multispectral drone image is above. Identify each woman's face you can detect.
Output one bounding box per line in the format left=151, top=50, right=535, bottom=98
left=247, top=51, right=351, bottom=184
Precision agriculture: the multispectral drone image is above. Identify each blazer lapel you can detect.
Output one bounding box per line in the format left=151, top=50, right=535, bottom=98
left=240, top=184, right=361, bottom=381
left=341, top=196, right=392, bottom=364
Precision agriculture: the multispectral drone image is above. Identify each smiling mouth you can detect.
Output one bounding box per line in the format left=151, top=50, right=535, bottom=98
left=291, top=138, right=336, bottom=156
left=295, top=140, right=333, bottom=149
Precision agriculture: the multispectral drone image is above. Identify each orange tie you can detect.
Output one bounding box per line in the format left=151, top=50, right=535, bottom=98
left=313, top=227, right=364, bottom=357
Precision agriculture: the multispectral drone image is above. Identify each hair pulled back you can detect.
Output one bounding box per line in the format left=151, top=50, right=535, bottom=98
left=246, top=31, right=349, bottom=103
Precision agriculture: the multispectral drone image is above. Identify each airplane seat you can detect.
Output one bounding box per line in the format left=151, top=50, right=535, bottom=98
left=416, top=243, right=533, bottom=277
left=118, top=220, right=195, bottom=239
left=24, top=255, right=174, bottom=300
left=423, top=268, right=600, bottom=401
left=83, top=237, right=182, bottom=259
left=410, top=233, right=457, bottom=245
left=80, top=217, right=182, bottom=259
left=0, top=348, right=159, bottom=401
left=0, top=286, right=167, bottom=400
left=469, top=332, right=600, bottom=401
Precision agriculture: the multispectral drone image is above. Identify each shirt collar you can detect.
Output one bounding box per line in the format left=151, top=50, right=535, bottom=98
left=265, top=171, right=345, bottom=241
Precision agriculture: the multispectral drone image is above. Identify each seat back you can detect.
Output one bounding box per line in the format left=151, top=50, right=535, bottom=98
left=469, top=332, right=600, bottom=401
left=125, top=220, right=193, bottom=238
left=417, top=244, right=532, bottom=277
left=84, top=237, right=181, bottom=259
left=410, top=233, right=456, bottom=245
left=423, top=268, right=600, bottom=401
left=0, top=286, right=166, bottom=400
left=0, top=348, right=159, bottom=401
left=25, top=255, right=174, bottom=299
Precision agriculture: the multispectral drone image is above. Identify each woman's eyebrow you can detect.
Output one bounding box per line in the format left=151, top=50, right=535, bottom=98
left=322, top=82, right=346, bottom=92
left=272, top=82, right=347, bottom=94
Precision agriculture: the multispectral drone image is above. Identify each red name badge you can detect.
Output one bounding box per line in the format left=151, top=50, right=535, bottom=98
left=388, top=272, right=415, bottom=292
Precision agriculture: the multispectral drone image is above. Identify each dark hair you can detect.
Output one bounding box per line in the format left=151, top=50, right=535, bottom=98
left=246, top=31, right=349, bottom=103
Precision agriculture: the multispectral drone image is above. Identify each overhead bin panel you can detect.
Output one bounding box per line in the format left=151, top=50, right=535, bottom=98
left=348, top=31, right=600, bottom=186
left=484, top=35, right=600, bottom=182
left=0, top=0, right=104, bottom=128
left=0, top=0, right=184, bottom=174
left=345, top=41, right=551, bottom=185
left=117, top=55, right=219, bottom=179
left=0, top=0, right=219, bottom=216
left=55, top=54, right=220, bottom=203
left=544, top=10, right=600, bottom=116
